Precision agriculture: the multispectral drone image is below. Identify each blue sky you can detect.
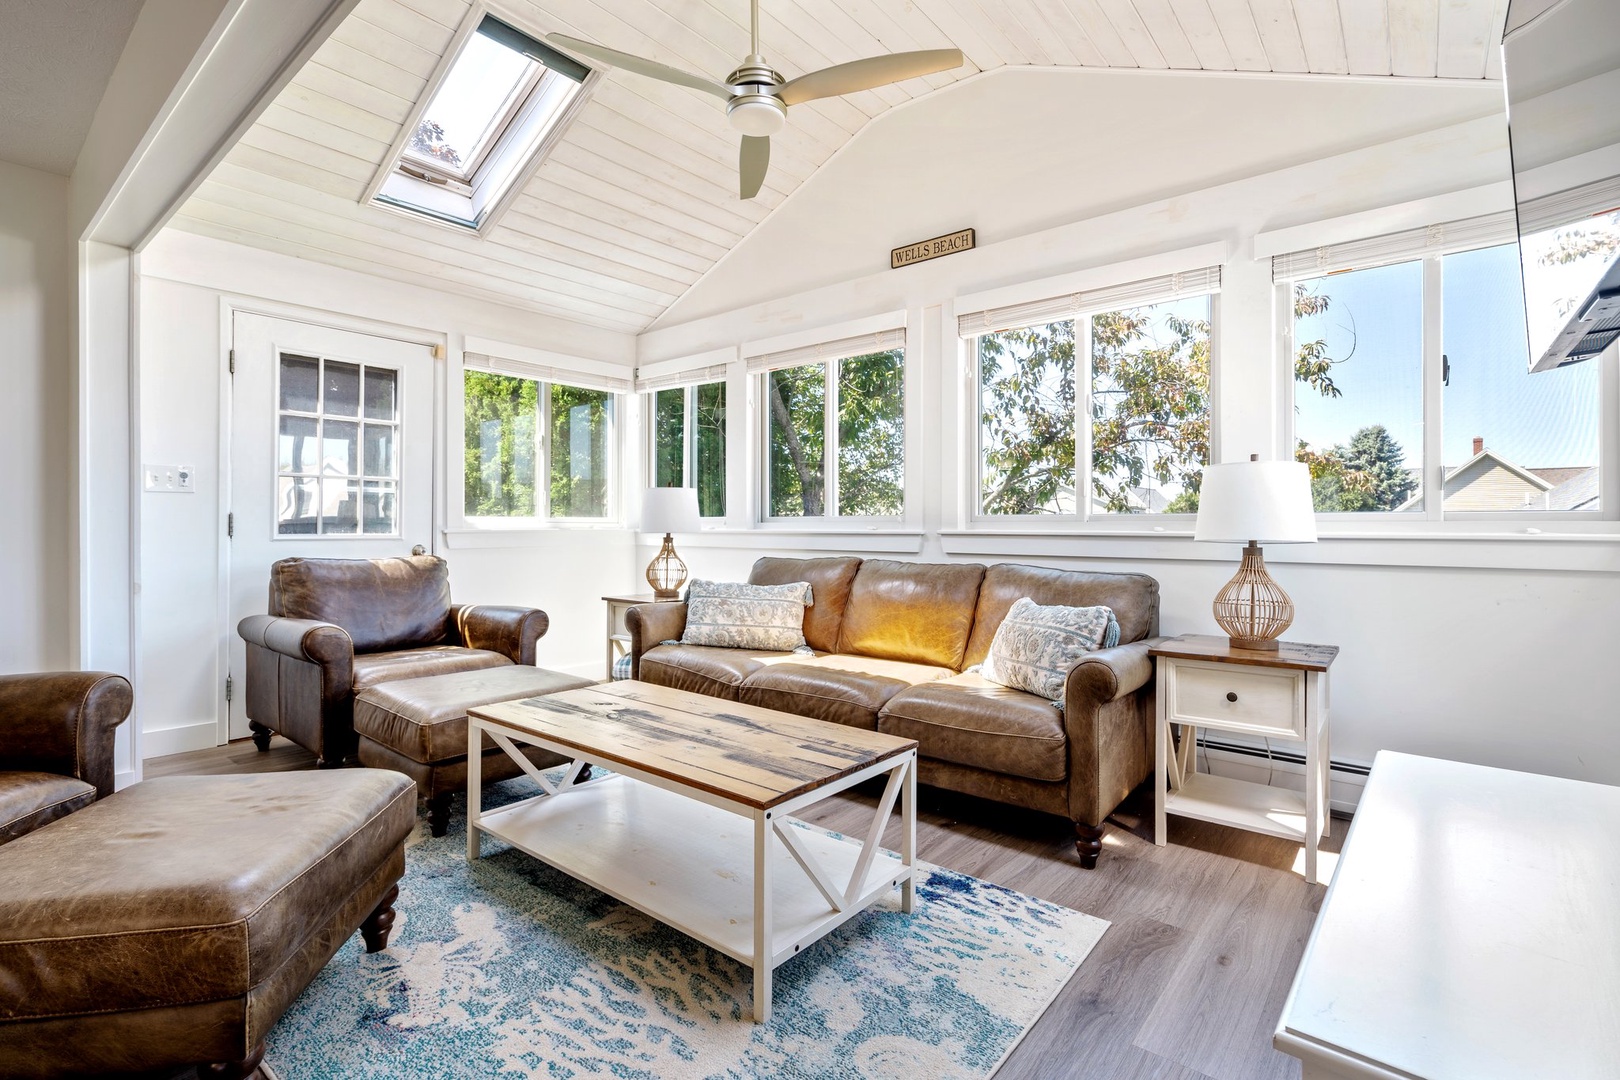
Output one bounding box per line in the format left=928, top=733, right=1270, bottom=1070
left=1293, top=242, right=1600, bottom=470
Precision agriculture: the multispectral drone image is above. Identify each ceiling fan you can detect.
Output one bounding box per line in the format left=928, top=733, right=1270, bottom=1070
left=547, top=0, right=963, bottom=200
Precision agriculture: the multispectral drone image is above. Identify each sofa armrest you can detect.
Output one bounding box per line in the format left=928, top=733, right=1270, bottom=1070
left=1063, top=638, right=1157, bottom=711
left=625, top=602, right=688, bottom=680
left=0, top=672, right=133, bottom=798
left=1062, top=638, right=1161, bottom=829
left=238, top=614, right=354, bottom=670
left=450, top=605, right=549, bottom=665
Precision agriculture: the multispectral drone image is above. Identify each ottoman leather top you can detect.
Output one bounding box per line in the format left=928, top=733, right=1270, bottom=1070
left=354, top=665, right=595, bottom=764
left=0, top=771, right=414, bottom=1023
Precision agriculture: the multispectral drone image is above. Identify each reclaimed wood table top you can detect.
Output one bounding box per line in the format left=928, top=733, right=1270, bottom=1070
left=469, top=680, right=917, bottom=810
left=1149, top=634, right=1339, bottom=672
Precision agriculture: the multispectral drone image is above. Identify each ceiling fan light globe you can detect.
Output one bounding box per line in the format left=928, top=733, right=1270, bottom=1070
left=727, top=94, right=786, bottom=137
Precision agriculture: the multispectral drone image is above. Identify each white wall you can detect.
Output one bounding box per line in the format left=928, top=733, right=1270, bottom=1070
left=636, top=83, right=1620, bottom=794
left=137, top=230, right=638, bottom=755
left=0, top=160, right=72, bottom=672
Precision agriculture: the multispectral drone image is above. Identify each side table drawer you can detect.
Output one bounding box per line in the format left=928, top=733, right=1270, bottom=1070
left=1167, top=660, right=1304, bottom=738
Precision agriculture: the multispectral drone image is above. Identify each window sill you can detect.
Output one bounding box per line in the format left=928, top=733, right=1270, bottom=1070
left=443, top=525, right=632, bottom=549
left=642, top=528, right=926, bottom=554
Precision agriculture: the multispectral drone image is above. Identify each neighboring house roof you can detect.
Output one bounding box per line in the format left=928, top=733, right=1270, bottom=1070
left=1396, top=448, right=1599, bottom=512
left=1547, top=468, right=1600, bottom=511
left=1529, top=467, right=1587, bottom=487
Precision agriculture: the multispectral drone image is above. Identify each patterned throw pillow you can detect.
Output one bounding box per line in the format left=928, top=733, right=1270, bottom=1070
left=680, top=579, right=815, bottom=652
left=981, top=598, right=1120, bottom=701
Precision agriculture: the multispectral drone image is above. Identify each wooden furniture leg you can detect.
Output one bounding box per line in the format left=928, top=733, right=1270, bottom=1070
left=1075, top=821, right=1105, bottom=869
left=201, top=1040, right=265, bottom=1080
left=360, top=884, right=399, bottom=953
left=249, top=720, right=272, bottom=752
left=426, top=792, right=453, bottom=838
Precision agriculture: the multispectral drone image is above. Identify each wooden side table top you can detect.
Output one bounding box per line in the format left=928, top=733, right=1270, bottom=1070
left=1150, top=634, right=1339, bottom=672
left=469, top=680, right=916, bottom=810
left=601, top=593, right=670, bottom=606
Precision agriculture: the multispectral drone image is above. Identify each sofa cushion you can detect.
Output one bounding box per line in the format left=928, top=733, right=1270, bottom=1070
left=638, top=644, right=793, bottom=700
left=982, top=598, right=1119, bottom=700
left=963, top=562, right=1160, bottom=668
left=0, top=773, right=96, bottom=847
left=0, top=771, right=415, bottom=1022
left=879, top=672, right=1068, bottom=782
left=353, top=665, right=595, bottom=764
left=681, top=579, right=814, bottom=652
left=749, top=556, right=862, bottom=653
left=269, top=555, right=453, bottom=652
left=351, top=646, right=512, bottom=690
left=738, top=654, right=952, bottom=730
left=836, top=559, right=986, bottom=670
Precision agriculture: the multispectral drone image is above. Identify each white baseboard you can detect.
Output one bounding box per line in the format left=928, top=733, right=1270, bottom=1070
left=545, top=659, right=608, bottom=681
left=1198, top=744, right=1368, bottom=816
left=142, top=720, right=221, bottom=759
left=114, top=768, right=140, bottom=792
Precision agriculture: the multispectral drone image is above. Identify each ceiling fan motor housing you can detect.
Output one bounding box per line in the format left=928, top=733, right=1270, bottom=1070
left=726, top=56, right=787, bottom=136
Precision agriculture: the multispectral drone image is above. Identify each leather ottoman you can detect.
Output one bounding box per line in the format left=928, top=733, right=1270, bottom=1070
left=355, top=665, right=595, bottom=837
left=0, top=770, right=414, bottom=1079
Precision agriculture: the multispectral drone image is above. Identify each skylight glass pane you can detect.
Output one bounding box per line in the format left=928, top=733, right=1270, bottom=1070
left=404, top=33, right=538, bottom=178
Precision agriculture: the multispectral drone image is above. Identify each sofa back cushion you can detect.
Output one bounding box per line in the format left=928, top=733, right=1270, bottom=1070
left=837, top=559, right=986, bottom=670
left=749, top=556, right=862, bottom=653
left=963, top=562, right=1160, bottom=668
left=269, top=555, right=452, bottom=652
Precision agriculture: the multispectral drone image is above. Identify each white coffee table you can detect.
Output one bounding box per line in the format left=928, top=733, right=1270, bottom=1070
left=466, top=680, right=919, bottom=1023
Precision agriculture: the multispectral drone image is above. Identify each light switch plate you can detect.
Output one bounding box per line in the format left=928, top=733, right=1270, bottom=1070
left=143, top=464, right=195, bottom=493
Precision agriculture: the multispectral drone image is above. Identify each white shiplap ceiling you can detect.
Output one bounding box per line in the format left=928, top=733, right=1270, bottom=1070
left=167, top=0, right=1512, bottom=332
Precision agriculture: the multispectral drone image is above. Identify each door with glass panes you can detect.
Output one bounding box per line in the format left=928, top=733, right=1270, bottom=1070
left=225, top=314, right=435, bottom=741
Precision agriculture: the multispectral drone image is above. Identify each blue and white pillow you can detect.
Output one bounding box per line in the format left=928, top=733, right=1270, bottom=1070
left=680, top=579, right=814, bottom=652
left=981, top=598, right=1120, bottom=700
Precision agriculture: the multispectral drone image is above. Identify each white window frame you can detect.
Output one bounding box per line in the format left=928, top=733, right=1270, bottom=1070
left=454, top=346, right=628, bottom=530
left=960, top=265, right=1222, bottom=530
left=641, top=365, right=730, bottom=521
left=363, top=3, right=598, bottom=235
left=1275, top=213, right=1619, bottom=527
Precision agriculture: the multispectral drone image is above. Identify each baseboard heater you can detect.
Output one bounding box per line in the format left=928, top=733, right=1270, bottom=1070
left=1195, top=735, right=1372, bottom=778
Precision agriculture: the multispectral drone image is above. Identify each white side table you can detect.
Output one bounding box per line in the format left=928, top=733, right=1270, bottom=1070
left=601, top=593, right=672, bottom=680
left=1149, top=635, right=1338, bottom=884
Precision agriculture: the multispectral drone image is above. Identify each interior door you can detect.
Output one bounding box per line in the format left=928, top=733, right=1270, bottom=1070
left=226, top=313, right=435, bottom=740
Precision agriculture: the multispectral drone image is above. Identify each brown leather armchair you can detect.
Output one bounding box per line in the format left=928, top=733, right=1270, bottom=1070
left=238, top=555, right=549, bottom=767
left=0, top=671, right=133, bottom=846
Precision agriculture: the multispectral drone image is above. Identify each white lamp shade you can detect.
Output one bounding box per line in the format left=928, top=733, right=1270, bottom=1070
left=1194, top=460, right=1316, bottom=544
left=642, top=486, right=701, bottom=534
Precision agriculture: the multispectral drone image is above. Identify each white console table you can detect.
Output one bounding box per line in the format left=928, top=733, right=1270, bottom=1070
left=1275, top=751, right=1620, bottom=1079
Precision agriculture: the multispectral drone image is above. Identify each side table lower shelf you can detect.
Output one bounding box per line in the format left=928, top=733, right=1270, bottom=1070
left=1165, top=772, right=1310, bottom=843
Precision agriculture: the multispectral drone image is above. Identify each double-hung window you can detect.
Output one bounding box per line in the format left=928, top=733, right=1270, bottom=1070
left=1277, top=212, right=1605, bottom=518
left=750, top=330, right=906, bottom=521
left=643, top=364, right=729, bottom=520
left=462, top=354, right=623, bottom=523
left=965, top=268, right=1220, bottom=518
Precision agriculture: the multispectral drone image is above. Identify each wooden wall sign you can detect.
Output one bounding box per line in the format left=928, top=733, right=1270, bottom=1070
left=891, top=228, right=975, bottom=270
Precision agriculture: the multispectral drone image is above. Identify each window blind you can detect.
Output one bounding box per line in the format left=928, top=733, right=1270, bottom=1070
left=1270, top=211, right=1518, bottom=282
left=745, top=328, right=906, bottom=373
left=463, top=351, right=632, bottom=393
left=634, top=362, right=730, bottom=393
left=955, top=266, right=1223, bottom=338
left=1517, top=176, right=1620, bottom=235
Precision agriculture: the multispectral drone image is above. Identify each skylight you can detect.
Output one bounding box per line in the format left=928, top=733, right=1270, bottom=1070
left=370, top=14, right=590, bottom=232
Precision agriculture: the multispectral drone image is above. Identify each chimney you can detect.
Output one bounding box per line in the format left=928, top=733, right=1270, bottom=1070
left=1472, top=436, right=1484, bottom=455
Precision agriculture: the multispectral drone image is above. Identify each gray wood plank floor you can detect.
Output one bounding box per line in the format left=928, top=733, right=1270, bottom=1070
left=148, top=737, right=1343, bottom=1080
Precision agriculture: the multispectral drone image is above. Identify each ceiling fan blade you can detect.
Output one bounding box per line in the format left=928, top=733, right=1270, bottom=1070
left=739, top=136, right=770, bottom=200
left=777, top=48, right=964, bottom=106
left=546, top=34, right=733, bottom=101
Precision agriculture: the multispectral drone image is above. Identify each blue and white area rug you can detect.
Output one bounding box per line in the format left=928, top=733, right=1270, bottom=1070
left=264, top=779, right=1108, bottom=1079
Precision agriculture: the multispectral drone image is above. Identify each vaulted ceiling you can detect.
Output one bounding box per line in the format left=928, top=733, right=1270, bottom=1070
left=166, top=0, right=1512, bottom=333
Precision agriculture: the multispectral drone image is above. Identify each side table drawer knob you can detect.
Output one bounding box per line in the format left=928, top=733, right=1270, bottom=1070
left=1226, top=691, right=1238, bottom=702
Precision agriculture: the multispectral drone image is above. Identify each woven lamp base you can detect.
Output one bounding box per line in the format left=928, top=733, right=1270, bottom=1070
left=1212, top=541, right=1293, bottom=651
left=646, top=533, right=688, bottom=601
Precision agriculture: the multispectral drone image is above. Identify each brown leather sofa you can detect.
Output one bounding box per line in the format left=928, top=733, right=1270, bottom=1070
left=238, top=555, right=549, bottom=767
left=628, top=557, right=1159, bottom=867
left=0, top=671, right=132, bottom=846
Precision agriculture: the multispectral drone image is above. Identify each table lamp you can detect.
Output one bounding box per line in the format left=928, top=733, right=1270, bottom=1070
left=642, top=487, right=701, bottom=600
left=1193, top=455, right=1316, bottom=650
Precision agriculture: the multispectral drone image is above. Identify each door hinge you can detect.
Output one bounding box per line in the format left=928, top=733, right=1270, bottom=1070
left=228, top=348, right=235, bottom=376
left=225, top=675, right=233, bottom=703
left=227, top=512, right=234, bottom=539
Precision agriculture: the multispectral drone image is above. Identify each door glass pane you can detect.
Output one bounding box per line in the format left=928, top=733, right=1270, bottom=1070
left=323, top=361, right=361, bottom=417
left=278, top=415, right=318, bottom=474
left=550, top=384, right=611, bottom=518
left=1442, top=242, right=1599, bottom=512
left=979, top=319, right=1075, bottom=515
left=363, top=423, right=394, bottom=478
left=767, top=364, right=826, bottom=517
left=1092, top=296, right=1211, bottom=514
left=277, top=477, right=318, bottom=534
left=1294, top=261, right=1424, bottom=512
left=321, top=478, right=359, bottom=534
left=694, top=380, right=726, bottom=518
left=322, top=420, right=358, bottom=477
left=280, top=355, right=319, bottom=413
left=653, top=387, right=685, bottom=487
left=363, top=481, right=397, bottom=534
left=837, top=351, right=904, bottom=516
left=364, top=368, right=397, bottom=421
left=464, top=371, right=538, bottom=517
